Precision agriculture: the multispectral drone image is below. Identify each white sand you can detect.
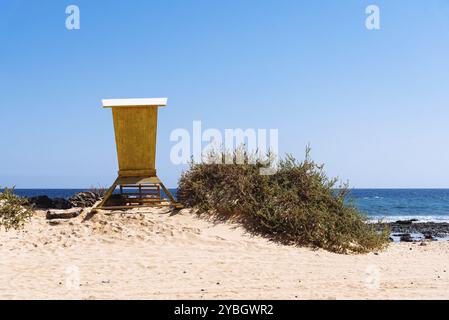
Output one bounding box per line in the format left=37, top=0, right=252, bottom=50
left=1, top=207, right=449, bottom=300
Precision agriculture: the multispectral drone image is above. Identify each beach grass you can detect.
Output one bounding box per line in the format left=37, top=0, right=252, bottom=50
left=0, top=187, right=33, bottom=231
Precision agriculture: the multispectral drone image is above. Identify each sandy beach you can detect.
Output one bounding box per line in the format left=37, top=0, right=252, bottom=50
left=1, top=207, right=449, bottom=300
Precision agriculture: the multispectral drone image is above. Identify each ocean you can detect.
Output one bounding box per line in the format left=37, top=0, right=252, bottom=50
left=348, top=189, right=449, bottom=222
left=5, top=188, right=449, bottom=223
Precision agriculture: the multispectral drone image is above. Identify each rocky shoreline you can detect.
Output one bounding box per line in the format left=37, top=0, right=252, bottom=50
left=26, top=191, right=102, bottom=209
left=375, top=219, right=449, bottom=242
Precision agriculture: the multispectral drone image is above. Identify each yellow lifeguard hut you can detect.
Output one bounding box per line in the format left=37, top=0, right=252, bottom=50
left=97, top=98, right=180, bottom=209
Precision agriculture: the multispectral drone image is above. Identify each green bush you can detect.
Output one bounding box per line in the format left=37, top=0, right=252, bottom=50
left=178, top=147, right=389, bottom=253
left=0, top=187, right=33, bottom=231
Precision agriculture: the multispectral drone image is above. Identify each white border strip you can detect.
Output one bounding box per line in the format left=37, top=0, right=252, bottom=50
left=102, top=98, right=168, bottom=108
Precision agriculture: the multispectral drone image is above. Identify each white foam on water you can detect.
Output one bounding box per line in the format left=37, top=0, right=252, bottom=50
left=368, top=215, right=449, bottom=223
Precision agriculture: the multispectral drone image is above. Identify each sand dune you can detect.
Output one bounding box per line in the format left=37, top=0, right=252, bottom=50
left=1, top=207, right=449, bottom=300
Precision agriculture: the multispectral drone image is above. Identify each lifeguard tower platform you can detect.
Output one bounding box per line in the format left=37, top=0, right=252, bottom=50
left=96, top=98, right=181, bottom=209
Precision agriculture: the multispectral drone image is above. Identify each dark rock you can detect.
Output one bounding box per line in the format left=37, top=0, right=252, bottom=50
left=27, top=196, right=71, bottom=209
left=27, top=195, right=54, bottom=209
left=52, top=198, right=72, bottom=209
left=393, top=233, right=408, bottom=237
left=28, top=192, right=101, bottom=210
left=395, top=219, right=418, bottom=225
left=422, top=231, right=433, bottom=240
left=400, top=233, right=414, bottom=242
left=68, top=192, right=102, bottom=208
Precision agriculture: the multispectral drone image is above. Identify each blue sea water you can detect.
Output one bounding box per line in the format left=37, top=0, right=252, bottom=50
left=4, top=188, right=449, bottom=222
left=349, top=189, right=449, bottom=222
left=5, top=188, right=179, bottom=202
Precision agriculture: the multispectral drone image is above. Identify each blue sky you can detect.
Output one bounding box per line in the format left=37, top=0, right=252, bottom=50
left=1, top=0, right=449, bottom=188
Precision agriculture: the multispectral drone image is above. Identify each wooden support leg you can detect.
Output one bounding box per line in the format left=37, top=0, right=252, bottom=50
left=159, top=180, right=183, bottom=208
left=96, top=178, right=119, bottom=209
